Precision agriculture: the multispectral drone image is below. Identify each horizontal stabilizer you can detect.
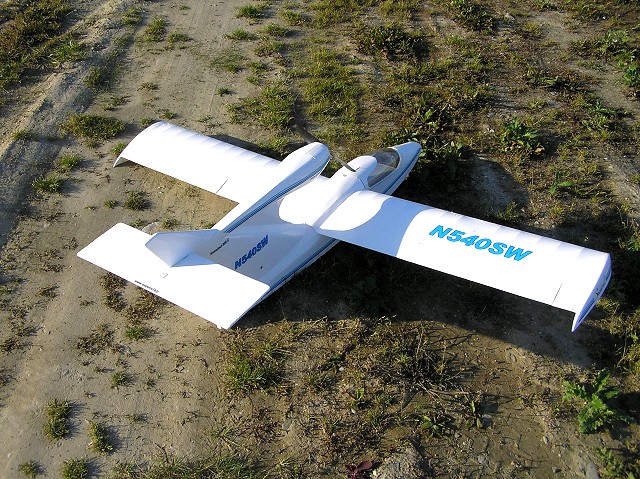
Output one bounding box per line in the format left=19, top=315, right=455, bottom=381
left=315, top=190, right=611, bottom=331
left=77, top=223, right=270, bottom=328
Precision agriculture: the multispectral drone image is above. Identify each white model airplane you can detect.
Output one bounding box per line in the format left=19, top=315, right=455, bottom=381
left=78, top=122, right=611, bottom=331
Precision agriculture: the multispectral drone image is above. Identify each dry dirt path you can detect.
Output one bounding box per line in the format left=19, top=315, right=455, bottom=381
left=0, top=0, right=638, bottom=478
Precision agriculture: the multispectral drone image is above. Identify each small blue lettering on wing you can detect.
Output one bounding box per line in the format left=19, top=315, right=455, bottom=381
left=235, top=236, right=269, bottom=270
left=428, top=225, right=532, bottom=261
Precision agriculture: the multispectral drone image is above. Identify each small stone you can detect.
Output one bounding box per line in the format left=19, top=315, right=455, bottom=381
left=373, top=444, right=425, bottom=479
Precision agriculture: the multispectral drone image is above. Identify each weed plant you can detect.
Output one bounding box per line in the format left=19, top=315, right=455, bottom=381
left=18, top=461, right=39, bottom=478
left=76, top=324, right=115, bottom=355
left=61, top=459, right=88, bottom=479
left=228, top=83, right=294, bottom=129
left=353, top=23, right=427, bottom=60
left=44, top=399, right=71, bottom=440
left=447, top=0, right=495, bottom=32
left=58, top=154, right=82, bottom=172
left=300, top=49, right=360, bottom=125
left=499, top=118, right=544, bottom=155
left=0, top=0, right=72, bottom=98
left=32, top=175, right=64, bottom=194
left=563, top=369, right=632, bottom=434
left=111, top=371, right=130, bottom=389
left=144, top=17, right=167, bottom=42
left=88, top=421, right=114, bottom=454
left=62, top=115, right=125, bottom=143
left=237, top=3, right=269, bottom=20
left=123, top=191, right=147, bottom=211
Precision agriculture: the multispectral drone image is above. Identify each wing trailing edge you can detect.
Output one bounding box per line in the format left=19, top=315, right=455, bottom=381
left=314, top=190, right=611, bottom=331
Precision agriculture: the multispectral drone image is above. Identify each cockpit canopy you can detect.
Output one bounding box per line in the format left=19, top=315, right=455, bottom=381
left=366, top=148, right=400, bottom=187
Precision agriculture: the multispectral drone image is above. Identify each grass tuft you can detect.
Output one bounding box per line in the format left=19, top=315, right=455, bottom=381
left=88, top=421, right=114, bottom=454
left=62, top=115, right=125, bottom=143
left=144, top=17, right=167, bottom=42
left=18, top=461, right=40, bottom=478
left=353, top=23, right=427, bottom=60
left=123, top=191, right=148, bottom=211
left=32, top=174, right=64, bottom=194
left=237, top=3, right=269, bottom=20
left=44, top=399, right=71, bottom=440
left=61, top=459, right=88, bottom=479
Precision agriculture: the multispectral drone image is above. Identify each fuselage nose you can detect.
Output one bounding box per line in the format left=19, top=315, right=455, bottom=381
left=393, top=141, right=422, bottom=163
left=393, top=141, right=422, bottom=161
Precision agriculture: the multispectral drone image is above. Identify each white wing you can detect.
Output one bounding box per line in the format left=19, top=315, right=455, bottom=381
left=314, top=190, right=611, bottom=331
left=114, top=122, right=279, bottom=203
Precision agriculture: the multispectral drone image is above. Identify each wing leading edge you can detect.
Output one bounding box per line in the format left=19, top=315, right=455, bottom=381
left=314, top=190, right=611, bottom=331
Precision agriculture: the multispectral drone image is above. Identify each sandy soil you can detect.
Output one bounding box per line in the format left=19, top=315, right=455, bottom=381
left=1, top=0, right=638, bottom=478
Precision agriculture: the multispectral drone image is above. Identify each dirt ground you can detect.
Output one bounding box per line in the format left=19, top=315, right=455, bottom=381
left=1, top=0, right=639, bottom=478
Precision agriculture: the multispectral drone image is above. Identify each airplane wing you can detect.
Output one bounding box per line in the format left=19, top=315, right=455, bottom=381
left=77, top=223, right=270, bottom=328
left=114, top=122, right=279, bottom=203
left=313, top=190, right=611, bottom=331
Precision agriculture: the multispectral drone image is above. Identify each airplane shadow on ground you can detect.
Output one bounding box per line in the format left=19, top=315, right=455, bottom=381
left=237, top=154, right=616, bottom=371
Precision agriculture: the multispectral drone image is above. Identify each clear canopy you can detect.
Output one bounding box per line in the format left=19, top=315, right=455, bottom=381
left=366, top=148, right=400, bottom=187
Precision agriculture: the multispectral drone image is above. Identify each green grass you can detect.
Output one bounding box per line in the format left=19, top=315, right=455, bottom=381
left=18, top=461, right=40, bottom=478
left=12, top=129, right=34, bottom=141
left=225, top=335, right=290, bottom=393
left=76, top=324, right=115, bottom=355
left=255, top=39, right=284, bottom=57
left=310, top=0, right=376, bottom=27
left=210, top=49, right=246, bottom=73
left=49, top=36, right=85, bottom=66
left=114, top=455, right=256, bottom=478
left=448, top=0, right=495, bottom=32
left=123, top=191, right=148, bottom=210
left=62, top=114, right=125, bottom=143
left=563, top=370, right=632, bottom=434
left=111, top=142, right=126, bottom=156
left=32, top=174, right=64, bottom=194
left=122, top=6, right=143, bottom=26
left=300, top=48, right=361, bottom=125
left=43, top=399, right=71, bottom=440
left=236, top=3, right=269, bottom=20
left=353, top=23, right=427, bottom=60
left=228, top=82, right=294, bottom=129
left=111, top=371, right=130, bottom=389
left=61, top=459, right=88, bottom=479
left=88, top=421, right=114, bottom=454
left=226, top=29, right=257, bottom=41
left=168, top=31, right=191, bottom=46
left=263, top=23, right=289, bottom=37
left=281, top=9, right=306, bottom=26
left=0, top=0, right=73, bottom=98
left=58, top=154, right=82, bottom=172
left=144, top=17, right=167, bottom=42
